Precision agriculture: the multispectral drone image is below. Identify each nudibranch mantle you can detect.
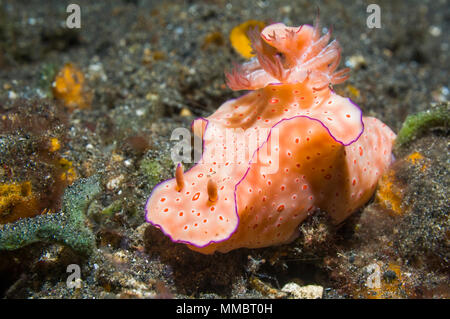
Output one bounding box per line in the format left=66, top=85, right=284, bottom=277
left=145, top=20, right=395, bottom=254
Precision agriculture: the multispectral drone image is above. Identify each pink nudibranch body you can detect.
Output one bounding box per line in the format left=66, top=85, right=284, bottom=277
left=145, top=20, right=396, bottom=254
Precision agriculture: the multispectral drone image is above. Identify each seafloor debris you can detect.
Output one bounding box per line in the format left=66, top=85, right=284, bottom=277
left=0, top=0, right=447, bottom=300
left=52, top=63, right=92, bottom=110
left=0, top=176, right=100, bottom=255
left=0, top=99, right=76, bottom=224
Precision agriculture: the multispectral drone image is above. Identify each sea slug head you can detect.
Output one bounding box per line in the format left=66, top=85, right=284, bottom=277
left=226, top=17, right=350, bottom=91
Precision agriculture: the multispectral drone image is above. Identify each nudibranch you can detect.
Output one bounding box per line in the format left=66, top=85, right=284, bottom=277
left=145, top=18, right=396, bottom=254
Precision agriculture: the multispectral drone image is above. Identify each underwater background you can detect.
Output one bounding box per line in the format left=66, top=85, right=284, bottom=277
left=0, top=0, right=448, bottom=298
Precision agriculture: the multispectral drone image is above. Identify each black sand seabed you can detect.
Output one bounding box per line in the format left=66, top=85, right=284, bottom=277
left=0, top=0, right=448, bottom=299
